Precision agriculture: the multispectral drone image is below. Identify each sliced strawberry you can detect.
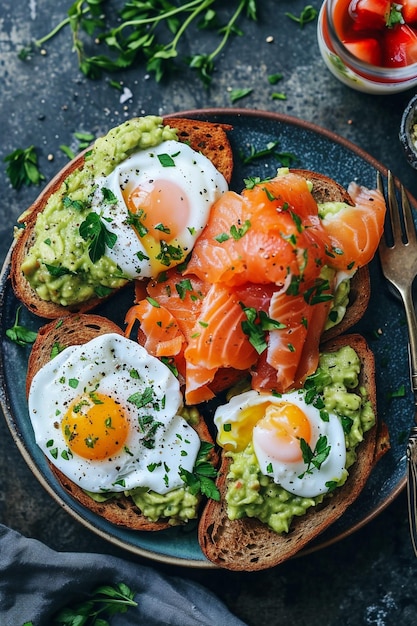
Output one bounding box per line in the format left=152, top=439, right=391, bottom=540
left=349, top=0, right=391, bottom=32
left=402, top=0, right=417, bottom=26
left=383, top=23, right=417, bottom=67
left=343, top=37, right=383, bottom=65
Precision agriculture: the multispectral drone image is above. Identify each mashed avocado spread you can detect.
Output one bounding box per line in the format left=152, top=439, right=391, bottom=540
left=20, top=116, right=177, bottom=307
left=224, top=346, right=375, bottom=534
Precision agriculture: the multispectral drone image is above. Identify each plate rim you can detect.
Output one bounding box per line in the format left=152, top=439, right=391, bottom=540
left=0, top=107, right=407, bottom=568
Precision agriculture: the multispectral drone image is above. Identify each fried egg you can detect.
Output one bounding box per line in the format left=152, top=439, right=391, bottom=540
left=214, top=389, right=346, bottom=498
left=28, top=333, right=200, bottom=494
left=91, top=140, right=228, bottom=278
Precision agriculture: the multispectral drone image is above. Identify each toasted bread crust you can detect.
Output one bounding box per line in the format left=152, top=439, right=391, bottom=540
left=26, top=314, right=217, bottom=531
left=10, top=118, right=234, bottom=320
left=198, top=334, right=386, bottom=571
left=163, top=117, right=234, bottom=185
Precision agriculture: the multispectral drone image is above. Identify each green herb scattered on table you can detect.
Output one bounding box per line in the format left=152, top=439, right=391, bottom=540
left=4, top=146, right=45, bottom=190
left=229, top=87, right=253, bottom=103
left=286, top=5, right=318, bottom=28
left=19, top=0, right=259, bottom=86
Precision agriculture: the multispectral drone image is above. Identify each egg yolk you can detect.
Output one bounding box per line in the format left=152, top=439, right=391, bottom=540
left=218, top=402, right=269, bottom=452
left=253, top=402, right=312, bottom=463
left=125, top=179, right=191, bottom=242
left=62, top=392, right=129, bottom=461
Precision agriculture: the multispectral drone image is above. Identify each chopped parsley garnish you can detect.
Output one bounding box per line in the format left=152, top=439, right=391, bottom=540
left=215, top=220, right=251, bottom=243
left=128, top=386, right=156, bottom=410
left=101, top=187, right=118, bottom=204
left=156, top=240, right=184, bottom=266
left=44, top=263, right=75, bottom=277
left=240, top=140, right=298, bottom=167
left=244, top=176, right=272, bottom=189
left=180, top=441, right=220, bottom=501
left=155, top=223, right=171, bottom=234
left=79, top=212, right=117, bottom=263
left=63, top=195, right=87, bottom=211
left=127, top=209, right=148, bottom=237
left=50, top=341, right=66, bottom=359
left=84, top=434, right=99, bottom=449
left=175, top=278, right=194, bottom=300
left=241, top=305, right=286, bottom=354
left=157, top=153, right=176, bottom=167
left=146, top=296, right=160, bottom=308
left=303, top=279, right=334, bottom=306
left=137, top=415, right=163, bottom=449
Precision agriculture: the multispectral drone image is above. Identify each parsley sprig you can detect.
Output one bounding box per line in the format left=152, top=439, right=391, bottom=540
left=52, top=582, right=137, bottom=625
left=298, top=434, right=331, bottom=479
left=4, top=146, right=45, bottom=190
left=79, top=212, right=117, bottom=263
left=20, top=0, right=259, bottom=86
left=180, top=441, right=220, bottom=500
left=6, top=307, right=38, bottom=346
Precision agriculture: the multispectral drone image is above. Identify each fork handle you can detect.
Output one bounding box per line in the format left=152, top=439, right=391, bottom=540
left=401, top=285, right=417, bottom=404
left=407, top=427, right=417, bottom=557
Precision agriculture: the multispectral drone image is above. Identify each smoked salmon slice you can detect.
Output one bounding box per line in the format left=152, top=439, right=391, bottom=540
left=186, top=173, right=330, bottom=288
left=320, top=182, right=386, bottom=272
left=251, top=275, right=333, bottom=393
left=125, top=299, right=185, bottom=358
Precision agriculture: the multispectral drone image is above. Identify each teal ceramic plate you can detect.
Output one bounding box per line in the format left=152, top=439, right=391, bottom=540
left=0, top=108, right=411, bottom=568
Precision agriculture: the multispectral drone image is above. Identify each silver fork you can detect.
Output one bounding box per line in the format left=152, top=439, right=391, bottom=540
left=378, top=170, right=417, bottom=556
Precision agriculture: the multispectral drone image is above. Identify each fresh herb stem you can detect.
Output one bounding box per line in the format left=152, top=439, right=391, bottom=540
left=208, top=0, right=247, bottom=61
left=33, top=17, right=72, bottom=48
left=20, top=0, right=259, bottom=85
left=113, top=0, right=211, bottom=35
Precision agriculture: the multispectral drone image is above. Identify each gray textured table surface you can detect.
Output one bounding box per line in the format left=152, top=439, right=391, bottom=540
left=1, top=1, right=417, bottom=624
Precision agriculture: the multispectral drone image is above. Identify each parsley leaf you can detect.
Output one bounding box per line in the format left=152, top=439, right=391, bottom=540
left=6, top=307, right=38, bottom=346
left=79, top=212, right=117, bottom=263
left=4, top=146, right=45, bottom=190
left=241, top=306, right=286, bottom=354
left=180, top=441, right=220, bottom=501
left=298, top=434, right=331, bottom=478
left=230, top=87, right=253, bottom=103
left=52, top=581, right=137, bottom=625
left=240, top=140, right=298, bottom=166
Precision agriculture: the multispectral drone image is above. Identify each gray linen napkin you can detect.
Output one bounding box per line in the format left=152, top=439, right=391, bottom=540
left=0, top=524, right=247, bottom=626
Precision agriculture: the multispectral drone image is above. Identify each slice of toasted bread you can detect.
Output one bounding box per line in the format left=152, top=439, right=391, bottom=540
left=198, top=333, right=387, bottom=571
left=163, top=117, right=234, bottom=185
left=10, top=117, right=234, bottom=320
left=26, top=314, right=217, bottom=531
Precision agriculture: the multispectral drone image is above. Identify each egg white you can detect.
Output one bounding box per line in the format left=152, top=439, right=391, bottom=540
left=214, top=389, right=347, bottom=498
left=28, top=333, right=200, bottom=494
left=91, top=139, right=228, bottom=278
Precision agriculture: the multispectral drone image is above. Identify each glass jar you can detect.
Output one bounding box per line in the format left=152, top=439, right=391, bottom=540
left=317, top=0, right=417, bottom=94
